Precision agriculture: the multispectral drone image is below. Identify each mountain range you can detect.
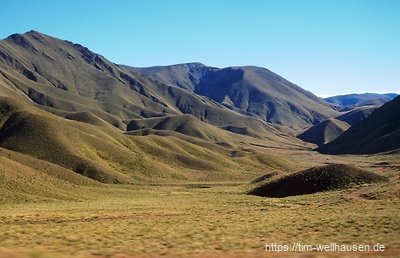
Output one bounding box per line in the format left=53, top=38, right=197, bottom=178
left=324, top=93, right=398, bottom=110
left=0, top=30, right=399, bottom=187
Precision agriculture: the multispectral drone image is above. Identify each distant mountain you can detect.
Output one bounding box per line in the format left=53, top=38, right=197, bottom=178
left=319, top=96, right=400, bottom=154
left=298, top=118, right=350, bottom=146
left=127, top=64, right=338, bottom=129
left=128, top=63, right=216, bottom=91
left=325, top=93, right=398, bottom=109
left=335, top=105, right=378, bottom=125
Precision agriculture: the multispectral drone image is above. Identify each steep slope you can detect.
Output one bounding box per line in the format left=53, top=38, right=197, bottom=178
left=0, top=31, right=289, bottom=140
left=325, top=93, right=398, bottom=109
left=126, top=64, right=338, bottom=129
left=298, top=118, right=350, bottom=146
left=319, top=96, right=400, bottom=154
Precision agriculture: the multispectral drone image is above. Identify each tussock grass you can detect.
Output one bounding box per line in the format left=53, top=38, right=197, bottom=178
left=0, top=181, right=399, bottom=257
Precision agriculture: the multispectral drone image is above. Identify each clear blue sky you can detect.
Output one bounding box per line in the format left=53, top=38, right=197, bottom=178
left=1, top=0, right=399, bottom=96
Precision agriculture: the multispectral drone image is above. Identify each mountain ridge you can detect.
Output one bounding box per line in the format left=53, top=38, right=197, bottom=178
left=125, top=63, right=339, bottom=129
left=325, top=93, right=398, bottom=109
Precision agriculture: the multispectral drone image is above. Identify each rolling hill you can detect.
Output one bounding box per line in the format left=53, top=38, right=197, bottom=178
left=127, top=64, right=339, bottom=129
left=319, top=96, right=400, bottom=154
left=0, top=93, right=301, bottom=188
left=126, top=114, right=235, bottom=144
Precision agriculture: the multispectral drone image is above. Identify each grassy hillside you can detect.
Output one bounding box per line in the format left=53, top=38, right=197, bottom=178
left=126, top=114, right=239, bottom=145
left=0, top=147, right=101, bottom=204
left=0, top=96, right=301, bottom=191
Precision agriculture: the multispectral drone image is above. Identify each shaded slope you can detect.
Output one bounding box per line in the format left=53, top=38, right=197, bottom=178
left=128, top=63, right=216, bottom=91
left=248, top=164, right=387, bottom=197
left=319, top=96, right=400, bottom=154
left=335, top=105, right=377, bottom=125
left=126, top=64, right=338, bottom=129
left=298, top=118, right=350, bottom=145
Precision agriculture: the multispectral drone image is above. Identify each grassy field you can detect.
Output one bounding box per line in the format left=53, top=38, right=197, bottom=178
left=0, top=176, right=399, bottom=258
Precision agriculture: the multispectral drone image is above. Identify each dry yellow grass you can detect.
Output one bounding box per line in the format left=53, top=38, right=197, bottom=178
left=0, top=179, right=399, bottom=258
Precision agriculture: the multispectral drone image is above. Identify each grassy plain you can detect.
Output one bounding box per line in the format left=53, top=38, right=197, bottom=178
left=0, top=151, right=399, bottom=258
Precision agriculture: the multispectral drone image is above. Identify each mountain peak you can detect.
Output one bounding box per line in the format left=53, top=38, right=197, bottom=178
left=25, top=30, right=42, bottom=35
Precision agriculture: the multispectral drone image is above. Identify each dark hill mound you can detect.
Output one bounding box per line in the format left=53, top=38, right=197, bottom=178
left=248, top=164, right=387, bottom=197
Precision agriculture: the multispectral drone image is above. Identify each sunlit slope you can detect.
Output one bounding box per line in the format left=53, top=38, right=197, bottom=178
left=0, top=97, right=297, bottom=186
left=127, top=114, right=238, bottom=145
left=0, top=147, right=100, bottom=203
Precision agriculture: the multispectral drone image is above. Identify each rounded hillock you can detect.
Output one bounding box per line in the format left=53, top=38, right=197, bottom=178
left=65, top=111, right=107, bottom=127
left=248, top=164, right=387, bottom=197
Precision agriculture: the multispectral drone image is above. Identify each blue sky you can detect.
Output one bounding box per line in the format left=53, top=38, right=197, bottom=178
left=1, top=0, right=399, bottom=96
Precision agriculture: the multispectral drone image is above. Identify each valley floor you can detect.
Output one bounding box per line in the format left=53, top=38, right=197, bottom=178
left=0, top=177, right=399, bottom=258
